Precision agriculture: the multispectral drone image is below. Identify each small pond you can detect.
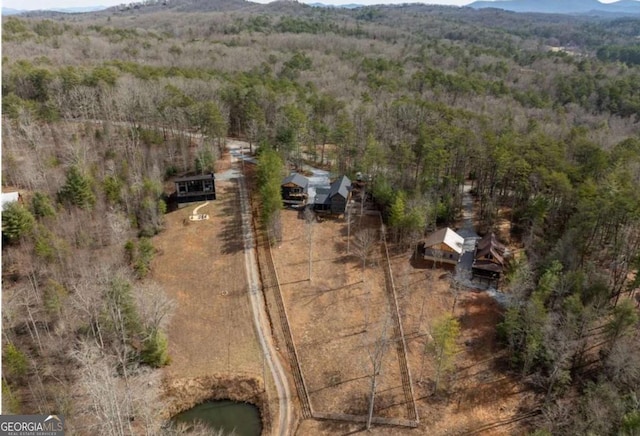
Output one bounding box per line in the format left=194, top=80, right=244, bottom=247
left=172, top=400, right=262, bottom=436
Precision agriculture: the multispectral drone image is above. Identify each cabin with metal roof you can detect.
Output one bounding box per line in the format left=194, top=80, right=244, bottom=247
left=421, top=227, right=465, bottom=265
left=313, top=175, right=351, bottom=215
left=281, top=173, right=309, bottom=206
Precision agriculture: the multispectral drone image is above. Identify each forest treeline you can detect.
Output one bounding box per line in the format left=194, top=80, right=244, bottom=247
left=2, top=3, right=640, bottom=434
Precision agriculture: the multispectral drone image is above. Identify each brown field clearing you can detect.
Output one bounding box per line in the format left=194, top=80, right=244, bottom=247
left=151, top=153, right=538, bottom=435
left=151, top=155, right=274, bottom=429
left=271, top=210, right=413, bottom=421
left=271, top=206, right=538, bottom=435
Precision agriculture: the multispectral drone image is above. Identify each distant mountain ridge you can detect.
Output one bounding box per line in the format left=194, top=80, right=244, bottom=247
left=2, top=7, right=25, bottom=15
left=309, top=3, right=364, bottom=8
left=467, top=0, right=640, bottom=15
left=2, top=5, right=107, bottom=15
left=4, top=0, right=640, bottom=16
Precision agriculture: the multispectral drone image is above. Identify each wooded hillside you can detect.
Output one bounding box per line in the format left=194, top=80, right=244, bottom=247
left=2, top=1, right=639, bottom=433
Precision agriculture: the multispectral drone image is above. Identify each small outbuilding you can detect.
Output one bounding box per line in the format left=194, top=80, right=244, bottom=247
left=1, top=192, right=22, bottom=211
left=472, top=233, right=507, bottom=282
left=281, top=173, right=309, bottom=206
left=421, top=227, right=465, bottom=265
left=313, top=175, right=351, bottom=215
left=174, top=173, right=216, bottom=206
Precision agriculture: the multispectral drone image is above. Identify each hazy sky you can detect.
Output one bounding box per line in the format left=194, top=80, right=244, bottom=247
left=1, top=0, right=623, bottom=11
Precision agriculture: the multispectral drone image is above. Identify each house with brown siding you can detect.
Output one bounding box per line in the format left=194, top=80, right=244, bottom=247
left=422, top=227, right=465, bottom=265
left=472, top=233, right=507, bottom=282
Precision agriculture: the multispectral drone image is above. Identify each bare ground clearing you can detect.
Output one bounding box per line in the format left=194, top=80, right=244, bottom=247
left=295, top=248, right=538, bottom=435
left=270, top=210, right=413, bottom=423
left=285, top=182, right=539, bottom=435
left=395, top=259, right=539, bottom=435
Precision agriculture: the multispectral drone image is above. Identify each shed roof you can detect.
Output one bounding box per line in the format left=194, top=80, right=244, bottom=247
left=1, top=192, right=20, bottom=212
left=423, top=227, right=465, bottom=254
left=282, top=173, right=309, bottom=188
left=328, top=175, right=351, bottom=199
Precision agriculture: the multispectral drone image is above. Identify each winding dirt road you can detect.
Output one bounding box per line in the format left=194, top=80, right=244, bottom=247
left=232, top=140, right=293, bottom=436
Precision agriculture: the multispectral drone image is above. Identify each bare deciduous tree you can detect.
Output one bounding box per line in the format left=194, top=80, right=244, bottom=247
left=73, top=341, right=134, bottom=436
left=135, top=282, right=175, bottom=333
left=352, top=228, right=377, bottom=282
left=345, top=204, right=356, bottom=255
left=304, top=207, right=315, bottom=281
left=361, top=312, right=391, bottom=431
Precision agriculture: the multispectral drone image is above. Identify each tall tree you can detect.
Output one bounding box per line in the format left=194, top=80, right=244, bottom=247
left=363, top=314, right=391, bottom=431
left=353, top=228, right=377, bottom=282
left=304, top=207, right=315, bottom=281
left=2, top=201, right=35, bottom=243
left=429, top=314, right=460, bottom=394
left=58, top=166, right=95, bottom=210
left=257, top=147, right=284, bottom=242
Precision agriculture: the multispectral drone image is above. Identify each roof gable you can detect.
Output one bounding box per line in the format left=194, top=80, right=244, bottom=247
left=282, top=173, right=309, bottom=188
left=423, top=227, right=465, bottom=254
left=475, top=233, right=506, bottom=265
left=328, top=175, right=351, bottom=199
left=475, top=245, right=505, bottom=265
left=477, top=233, right=506, bottom=253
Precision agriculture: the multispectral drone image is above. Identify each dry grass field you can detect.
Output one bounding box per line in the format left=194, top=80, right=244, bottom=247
left=271, top=210, right=414, bottom=421
left=150, top=155, right=273, bottom=425
left=296, top=258, right=537, bottom=435
left=151, top=155, right=537, bottom=434
left=394, top=261, right=538, bottom=435
left=153, top=178, right=262, bottom=379
left=282, top=215, right=538, bottom=435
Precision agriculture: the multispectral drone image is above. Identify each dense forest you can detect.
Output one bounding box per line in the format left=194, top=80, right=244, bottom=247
left=2, top=1, right=640, bottom=434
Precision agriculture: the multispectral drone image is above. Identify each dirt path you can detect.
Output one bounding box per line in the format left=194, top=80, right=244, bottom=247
left=232, top=141, right=293, bottom=436
left=456, top=183, right=481, bottom=277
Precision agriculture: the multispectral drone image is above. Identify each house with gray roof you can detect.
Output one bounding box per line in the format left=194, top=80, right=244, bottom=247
left=281, top=173, right=309, bottom=205
left=313, top=175, right=351, bottom=215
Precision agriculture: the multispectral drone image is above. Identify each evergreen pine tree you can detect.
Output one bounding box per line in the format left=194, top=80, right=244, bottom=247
left=2, top=201, right=35, bottom=243
left=141, top=329, right=170, bottom=368
left=30, top=192, right=56, bottom=218
left=58, top=166, right=96, bottom=209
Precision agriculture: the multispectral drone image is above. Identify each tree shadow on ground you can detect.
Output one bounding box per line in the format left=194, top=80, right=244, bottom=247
left=316, top=420, right=367, bottom=435
left=372, top=389, right=411, bottom=416
left=308, top=373, right=370, bottom=395
left=296, top=280, right=364, bottom=303
left=456, top=294, right=503, bottom=357
left=452, top=375, right=532, bottom=414
left=218, top=180, right=244, bottom=255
